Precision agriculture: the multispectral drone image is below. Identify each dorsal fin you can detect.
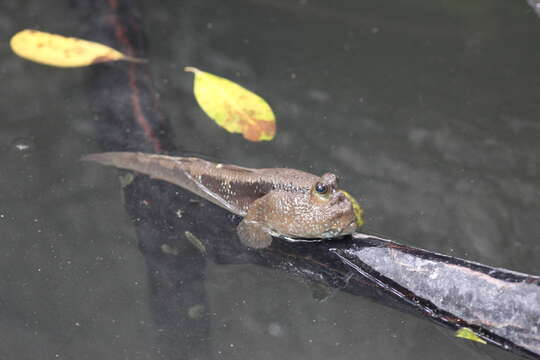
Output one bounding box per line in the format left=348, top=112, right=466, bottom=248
left=81, top=152, right=276, bottom=216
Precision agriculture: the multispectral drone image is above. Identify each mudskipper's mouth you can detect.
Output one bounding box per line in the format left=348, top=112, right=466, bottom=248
left=335, top=219, right=358, bottom=237
left=323, top=229, right=340, bottom=238
left=318, top=217, right=358, bottom=239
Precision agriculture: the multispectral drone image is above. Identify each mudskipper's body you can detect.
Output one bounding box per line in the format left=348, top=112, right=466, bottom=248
left=83, top=152, right=363, bottom=248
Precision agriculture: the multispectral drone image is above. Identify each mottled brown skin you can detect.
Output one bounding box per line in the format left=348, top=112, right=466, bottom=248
left=82, top=152, right=359, bottom=248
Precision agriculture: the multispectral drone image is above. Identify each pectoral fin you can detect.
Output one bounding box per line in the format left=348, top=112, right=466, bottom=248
left=236, top=219, right=273, bottom=248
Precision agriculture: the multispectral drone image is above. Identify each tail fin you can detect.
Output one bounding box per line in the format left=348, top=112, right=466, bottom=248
left=81, top=152, right=243, bottom=215
left=81, top=152, right=144, bottom=169
left=82, top=151, right=201, bottom=197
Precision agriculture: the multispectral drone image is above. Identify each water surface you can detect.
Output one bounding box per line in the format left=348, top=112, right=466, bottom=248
left=0, top=1, right=539, bottom=359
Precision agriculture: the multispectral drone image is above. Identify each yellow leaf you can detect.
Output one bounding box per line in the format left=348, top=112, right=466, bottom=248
left=10, top=29, right=146, bottom=68
left=455, top=327, right=487, bottom=344
left=341, top=191, right=364, bottom=227
left=185, top=66, right=276, bottom=141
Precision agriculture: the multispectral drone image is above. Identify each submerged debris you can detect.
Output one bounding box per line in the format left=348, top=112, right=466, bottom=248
left=118, top=173, right=134, bottom=188
left=185, top=231, right=207, bottom=255
left=161, top=243, right=179, bottom=256
left=455, top=327, right=487, bottom=344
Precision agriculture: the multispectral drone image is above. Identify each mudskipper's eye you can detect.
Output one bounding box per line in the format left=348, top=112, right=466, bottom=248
left=315, top=183, right=329, bottom=195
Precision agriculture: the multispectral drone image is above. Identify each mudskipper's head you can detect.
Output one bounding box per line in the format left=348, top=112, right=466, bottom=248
left=306, top=172, right=363, bottom=239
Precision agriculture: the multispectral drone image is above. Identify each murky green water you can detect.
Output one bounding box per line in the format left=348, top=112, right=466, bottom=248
left=1, top=1, right=538, bottom=359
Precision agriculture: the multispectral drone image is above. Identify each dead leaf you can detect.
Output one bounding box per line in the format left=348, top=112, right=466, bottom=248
left=10, top=29, right=146, bottom=67
left=185, top=66, right=276, bottom=141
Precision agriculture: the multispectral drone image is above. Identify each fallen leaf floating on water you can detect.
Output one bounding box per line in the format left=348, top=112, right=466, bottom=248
left=185, top=66, right=276, bottom=141
left=454, top=327, right=487, bottom=344
left=9, top=29, right=146, bottom=68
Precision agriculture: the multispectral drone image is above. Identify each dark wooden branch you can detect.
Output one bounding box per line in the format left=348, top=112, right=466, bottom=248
left=334, top=235, right=540, bottom=358
left=72, top=1, right=210, bottom=359
left=75, top=1, right=540, bottom=359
